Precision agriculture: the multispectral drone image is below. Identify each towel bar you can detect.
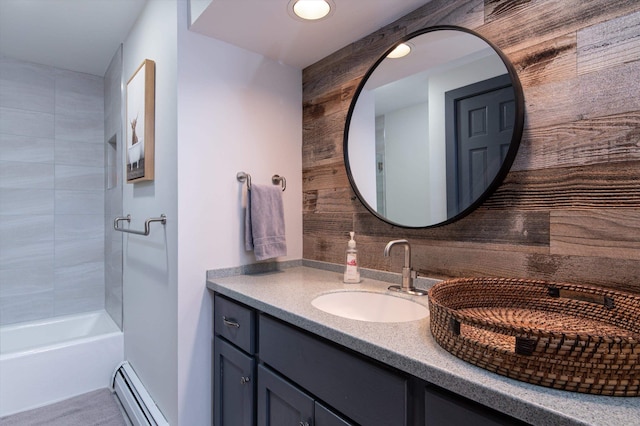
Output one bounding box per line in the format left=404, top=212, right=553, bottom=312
left=114, top=214, right=166, bottom=236
left=237, top=171, right=286, bottom=191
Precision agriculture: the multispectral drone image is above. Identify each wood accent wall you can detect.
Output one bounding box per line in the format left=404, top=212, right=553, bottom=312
left=302, top=0, right=640, bottom=294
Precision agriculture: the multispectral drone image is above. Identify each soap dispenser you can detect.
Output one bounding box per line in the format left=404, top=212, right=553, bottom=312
left=343, top=231, right=361, bottom=283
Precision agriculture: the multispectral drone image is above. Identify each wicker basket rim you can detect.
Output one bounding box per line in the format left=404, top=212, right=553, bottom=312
left=428, top=277, right=640, bottom=342
left=432, top=302, right=640, bottom=342
left=430, top=277, right=640, bottom=298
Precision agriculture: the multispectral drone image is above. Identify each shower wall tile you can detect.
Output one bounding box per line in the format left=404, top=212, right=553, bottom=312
left=55, top=139, right=105, bottom=167
left=0, top=290, right=54, bottom=324
left=106, top=190, right=123, bottom=215
left=55, top=261, right=104, bottom=289
left=105, top=285, right=123, bottom=329
left=104, top=99, right=121, bottom=143
left=55, top=238, right=104, bottom=268
left=0, top=239, right=54, bottom=270
left=0, top=161, right=54, bottom=189
left=55, top=214, right=104, bottom=241
left=0, top=107, right=54, bottom=139
left=55, top=71, right=104, bottom=144
left=55, top=165, right=104, bottom=191
left=54, top=258, right=105, bottom=316
left=0, top=267, right=54, bottom=297
left=54, top=241, right=105, bottom=315
left=55, top=189, right=104, bottom=215
left=0, top=56, right=55, bottom=113
left=0, top=134, right=54, bottom=163
left=55, top=70, right=103, bottom=115
left=55, top=111, right=104, bottom=144
left=0, top=56, right=107, bottom=326
left=0, top=214, right=54, bottom=272
left=0, top=214, right=54, bottom=244
left=0, top=188, right=54, bottom=215
left=54, top=282, right=104, bottom=316
left=104, top=45, right=123, bottom=330
left=106, top=232, right=123, bottom=272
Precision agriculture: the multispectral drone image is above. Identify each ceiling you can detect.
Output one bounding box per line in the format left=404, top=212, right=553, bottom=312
left=190, top=0, right=431, bottom=69
left=0, top=0, right=430, bottom=77
left=0, top=0, right=147, bottom=76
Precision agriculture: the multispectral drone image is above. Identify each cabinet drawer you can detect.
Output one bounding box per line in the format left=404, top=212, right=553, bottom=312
left=424, top=385, right=528, bottom=426
left=214, top=294, right=255, bottom=354
left=259, top=314, right=408, bottom=426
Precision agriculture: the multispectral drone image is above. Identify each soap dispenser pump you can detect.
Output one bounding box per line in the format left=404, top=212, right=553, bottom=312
left=343, top=231, right=361, bottom=283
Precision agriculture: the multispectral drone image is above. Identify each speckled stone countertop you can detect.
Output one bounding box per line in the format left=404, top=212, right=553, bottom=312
left=206, top=264, right=640, bottom=426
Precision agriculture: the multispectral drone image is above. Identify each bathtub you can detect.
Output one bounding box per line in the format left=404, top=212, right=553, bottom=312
left=0, top=310, right=124, bottom=416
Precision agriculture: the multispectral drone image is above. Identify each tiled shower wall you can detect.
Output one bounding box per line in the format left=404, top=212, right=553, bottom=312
left=104, top=47, right=124, bottom=330
left=0, top=55, right=105, bottom=325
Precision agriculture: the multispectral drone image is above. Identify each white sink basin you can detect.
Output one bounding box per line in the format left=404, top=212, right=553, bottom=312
left=311, top=291, right=428, bottom=322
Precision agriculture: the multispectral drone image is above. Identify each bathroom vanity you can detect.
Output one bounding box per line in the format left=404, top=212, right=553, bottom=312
left=207, top=265, right=640, bottom=426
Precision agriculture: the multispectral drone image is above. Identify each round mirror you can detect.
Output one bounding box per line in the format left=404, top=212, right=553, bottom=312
left=344, top=26, right=524, bottom=228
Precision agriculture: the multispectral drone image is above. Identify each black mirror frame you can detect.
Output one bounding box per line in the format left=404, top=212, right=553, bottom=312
left=343, top=25, right=525, bottom=229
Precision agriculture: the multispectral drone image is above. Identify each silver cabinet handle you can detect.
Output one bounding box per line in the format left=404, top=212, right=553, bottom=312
left=222, top=316, right=240, bottom=328
left=240, top=376, right=251, bottom=385
left=299, top=422, right=310, bottom=426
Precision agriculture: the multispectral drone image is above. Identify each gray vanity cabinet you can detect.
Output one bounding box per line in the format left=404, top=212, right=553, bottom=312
left=213, top=292, right=526, bottom=426
left=213, top=294, right=257, bottom=426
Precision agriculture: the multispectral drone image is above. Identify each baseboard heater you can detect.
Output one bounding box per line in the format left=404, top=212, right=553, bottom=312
left=112, top=361, right=169, bottom=426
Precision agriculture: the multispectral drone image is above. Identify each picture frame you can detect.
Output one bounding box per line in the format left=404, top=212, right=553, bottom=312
left=126, top=59, right=155, bottom=183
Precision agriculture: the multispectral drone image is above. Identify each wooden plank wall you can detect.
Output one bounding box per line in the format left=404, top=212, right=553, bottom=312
left=302, top=0, right=640, bottom=294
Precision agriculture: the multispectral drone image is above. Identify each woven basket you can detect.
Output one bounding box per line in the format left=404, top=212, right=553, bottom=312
left=428, top=277, right=640, bottom=396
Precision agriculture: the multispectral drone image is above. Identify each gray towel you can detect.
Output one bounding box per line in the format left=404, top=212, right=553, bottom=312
left=245, top=183, right=287, bottom=261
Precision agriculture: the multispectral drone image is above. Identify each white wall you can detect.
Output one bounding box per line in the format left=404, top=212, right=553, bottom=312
left=187, top=0, right=211, bottom=26
left=176, top=1, right=303, bottom=425
left=122, top=0, right=179, bottom=424
left=384, top=102, right=429, bottom=226
left=347, top=88, right=377, bottom=207
left=121, top=2, right=302, bottom=424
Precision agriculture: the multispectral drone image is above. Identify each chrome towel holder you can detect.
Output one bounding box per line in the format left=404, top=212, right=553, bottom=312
left=237, top=171, right=286, bottom=191
left=114, top=214, right=166, bottom=236
left=272, top=174, right=286, bottom=191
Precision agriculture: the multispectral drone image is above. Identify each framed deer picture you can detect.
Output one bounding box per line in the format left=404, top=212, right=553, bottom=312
left=126, top=59, right=155, bottom=183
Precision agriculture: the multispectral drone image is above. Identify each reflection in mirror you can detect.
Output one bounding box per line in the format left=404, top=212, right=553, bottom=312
left=345, top=26, right=524, bottom=228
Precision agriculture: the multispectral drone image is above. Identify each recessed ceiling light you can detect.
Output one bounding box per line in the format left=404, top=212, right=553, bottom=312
left=387, top=42, right=412, bottom=59
left=289, top=0, right=334, bottom=21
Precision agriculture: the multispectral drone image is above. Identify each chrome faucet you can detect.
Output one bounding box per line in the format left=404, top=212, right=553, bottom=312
left=383, top=239, right=427, bottom=296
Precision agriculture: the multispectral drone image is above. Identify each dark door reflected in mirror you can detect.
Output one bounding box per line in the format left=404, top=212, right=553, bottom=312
left=344, top=26, right=524, bottom=228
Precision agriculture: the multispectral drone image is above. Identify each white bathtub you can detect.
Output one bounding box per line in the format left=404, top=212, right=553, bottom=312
left=0, top=310, right=124, bottom=416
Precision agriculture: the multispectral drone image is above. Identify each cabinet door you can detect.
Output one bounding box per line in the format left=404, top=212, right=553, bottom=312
left=425, top=385, right=528, bottom=426
left=213, top=337, right=255, bottom=426
left=315, top=402, right=354, bottom=426
left=257, top=365, right=314, bottom=426
left=260, top=314, right=407, bottom=425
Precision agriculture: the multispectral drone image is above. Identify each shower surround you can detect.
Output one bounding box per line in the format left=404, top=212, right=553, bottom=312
left=0, top=55, right=108, bottom=326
